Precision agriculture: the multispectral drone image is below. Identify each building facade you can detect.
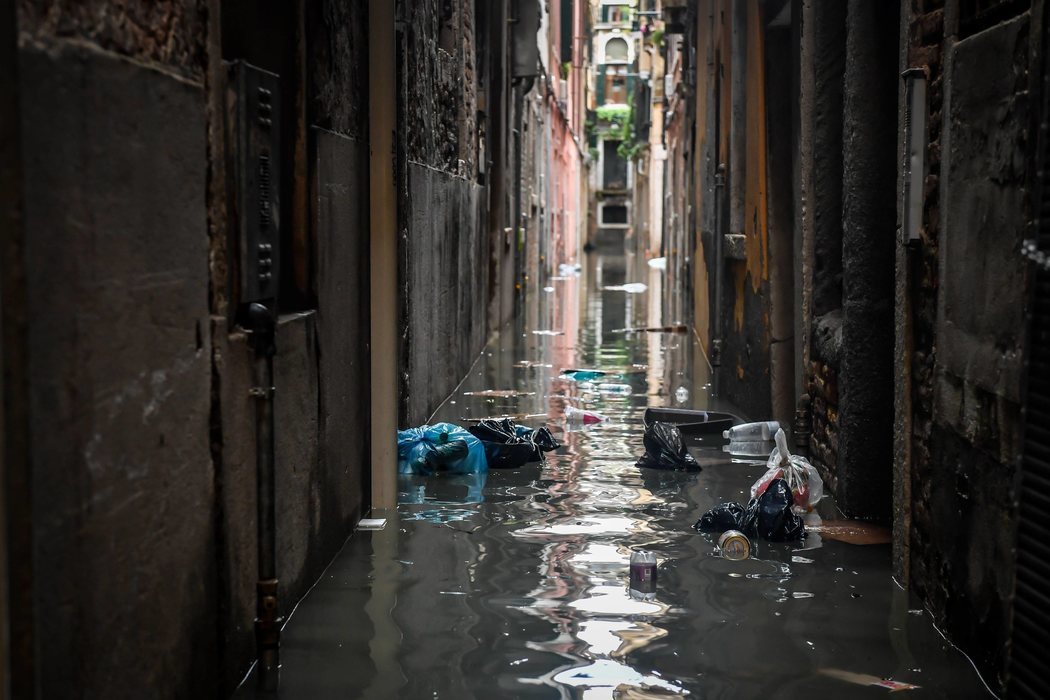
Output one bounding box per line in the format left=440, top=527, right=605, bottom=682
left=1, top=1, right=589, bottom=696
left=659, top=0, right=1044, bottom=694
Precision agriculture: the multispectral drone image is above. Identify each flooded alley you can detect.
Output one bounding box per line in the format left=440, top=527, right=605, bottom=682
left=256, top=250, right=991, bottom=698
left=3, top=1, right=1047, bottom=698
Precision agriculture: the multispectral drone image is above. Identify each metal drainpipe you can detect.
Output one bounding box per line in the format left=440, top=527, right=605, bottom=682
left=248, top=301, right=281, bottom=692
left=513, top=82, right=525, bottom=314
left=711, top=163, right=726, bottom=381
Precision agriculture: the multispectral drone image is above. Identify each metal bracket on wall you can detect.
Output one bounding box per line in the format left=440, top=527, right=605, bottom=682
left=227, top=60, right=282, bottom=312
left=901, top=68, right=927, bottom=248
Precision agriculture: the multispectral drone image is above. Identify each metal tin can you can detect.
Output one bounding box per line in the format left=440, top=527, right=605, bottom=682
left=718, top=530, right=751, bottom=561
left=629, top=550, right=657, bottom=594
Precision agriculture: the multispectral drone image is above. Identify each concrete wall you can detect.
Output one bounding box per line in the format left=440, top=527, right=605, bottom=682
left=403, top=165, right=487, bottom=425
left=397, top=0, right=511, bottom=426
left=12, top=0, right=373, bottom=695
left=18, top=35, right=217, bottom=697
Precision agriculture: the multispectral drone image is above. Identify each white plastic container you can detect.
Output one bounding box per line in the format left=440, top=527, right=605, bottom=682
left=722, top=441, right=774, bottom=457
left=722, top=421, right=780, bottom=442
left=597, top=383, right=633, bottom=396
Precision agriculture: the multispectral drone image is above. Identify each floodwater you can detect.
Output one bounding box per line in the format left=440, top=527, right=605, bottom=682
left=243, top=251, right=993, bottom=698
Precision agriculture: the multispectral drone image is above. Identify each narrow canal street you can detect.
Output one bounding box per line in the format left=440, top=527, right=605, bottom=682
left=253, top=249, right=990, bottom=698
left=4, top=1, right=1047, bottom=697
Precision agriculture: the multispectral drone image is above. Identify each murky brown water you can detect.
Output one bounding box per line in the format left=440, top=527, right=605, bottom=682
left=241, top=251, right=992, bottom=698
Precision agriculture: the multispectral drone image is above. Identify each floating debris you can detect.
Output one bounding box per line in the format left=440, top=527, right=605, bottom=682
left=603, top=282, right=648, bottom=293
left=810, top=521, right=893, bottom=545
left=463, top=389, right=537, bottom=398
left=531, top=330, right=564, bottom=336
left=611, top=324, right=690, bottom=334
left=819, top=669, right=919, bottom=692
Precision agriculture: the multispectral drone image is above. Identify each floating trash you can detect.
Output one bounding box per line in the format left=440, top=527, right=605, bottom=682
left=560, top=368, right=608, bottom=381
left=463, top=389, right=536, bottom=398
left=565, top=406, right=608, bottom=425
left=809, top=521, right=893, bottom=545
left=647, top=257, right=667, bottom=270
left=819, top=669, right=920, bottom=692
left=718, top=530, right=751, bottom=560
left=514, top=360, right=553, bottom=369
left=611, top=324, right=689, bottom=334
left=558, top=262, right=582, bottom=275
left=531, top=330, right=564, bottom=336
left=603, top=282, right=648, bottom=293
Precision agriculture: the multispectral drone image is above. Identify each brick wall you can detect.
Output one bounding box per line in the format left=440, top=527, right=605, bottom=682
left=809, top=360, right=839, bottom=492
left=907, top=0, right=944, bottom=587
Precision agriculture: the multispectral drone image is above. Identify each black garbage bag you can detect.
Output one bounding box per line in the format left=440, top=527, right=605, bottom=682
left=754, top=478, right=804, bottom=542
left=693, top=501, right=749, bottom=533
left=467, top=419, right=559, bottom=469
left=693, top=478, right=803, bottom=541
left=636, top=421, right=700, bottom=471
left=424, top=438, right=469, bottom=472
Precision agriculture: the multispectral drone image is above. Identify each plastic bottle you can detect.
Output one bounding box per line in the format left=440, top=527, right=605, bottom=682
left=564, top=405, right=607, bottom=425
left=722, top=421, right=780, bottom=442
left=597, top=382, right=633, bottom=396
left=722, top=441, right=773, bottom=457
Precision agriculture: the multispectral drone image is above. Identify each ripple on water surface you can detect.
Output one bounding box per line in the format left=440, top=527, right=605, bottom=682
left=258, top=256, right=993, bottom=699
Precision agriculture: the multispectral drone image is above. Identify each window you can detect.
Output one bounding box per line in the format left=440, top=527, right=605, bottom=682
left=602, top=140, right=628, bottom=189
left=605, top=37, right=629, bottom=63
left=604, top=65, right=628, bottom=104
left=601, top=204, right=629, bottom=225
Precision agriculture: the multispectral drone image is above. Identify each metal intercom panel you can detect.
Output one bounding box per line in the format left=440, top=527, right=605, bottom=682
left=228, top=61, right=281, bottom=308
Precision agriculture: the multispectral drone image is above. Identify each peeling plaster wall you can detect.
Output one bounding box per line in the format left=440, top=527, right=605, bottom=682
left=720, top=0, right=772, bottom=421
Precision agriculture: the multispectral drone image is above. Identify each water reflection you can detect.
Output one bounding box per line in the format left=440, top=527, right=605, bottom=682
left=256, top=249, right=993, bottom=699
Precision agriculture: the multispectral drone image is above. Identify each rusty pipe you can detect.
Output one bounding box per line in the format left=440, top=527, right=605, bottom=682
left=248, top=302, right=281, bottom=692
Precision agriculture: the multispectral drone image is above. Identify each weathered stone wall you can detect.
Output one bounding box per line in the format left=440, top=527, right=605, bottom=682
left=13, top=0, right=373, bottom=695
left=904, top=0, right=946, bottom=594
left=215, top=2, right=373, bottom=691
left=308, top=0, right=369, bottom=140
left=906, top=6, right=1030, bottom=688
left=16, top=0, right=207, bottom=80
left=17, top=37, right=216, bottom=697
left=399, top=0, right=490, bottom=426
left=403, top=164, right=486, bottom=425
left=837, top=0, right=899, bottom=521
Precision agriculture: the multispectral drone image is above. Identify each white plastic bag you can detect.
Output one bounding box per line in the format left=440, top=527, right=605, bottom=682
left=750, top=429, right=824, bottom=510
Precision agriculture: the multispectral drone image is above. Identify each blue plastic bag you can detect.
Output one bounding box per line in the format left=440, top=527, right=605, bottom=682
left=397, top=423, right=488, bottom=475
